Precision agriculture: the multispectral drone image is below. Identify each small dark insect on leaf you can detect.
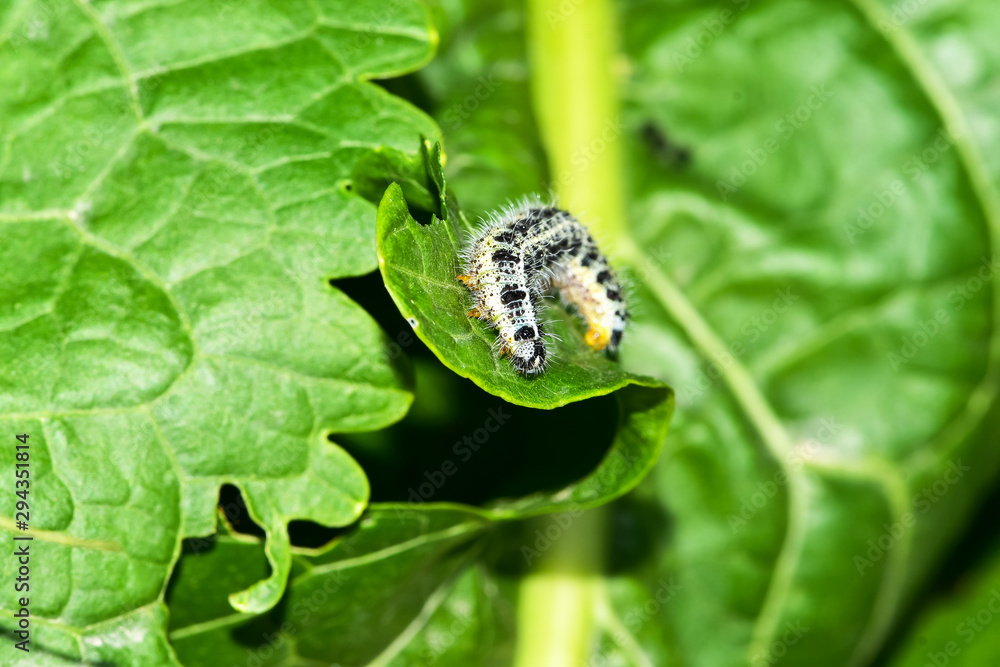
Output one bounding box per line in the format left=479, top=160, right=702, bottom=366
left=641, top=121, right=692, bottom=168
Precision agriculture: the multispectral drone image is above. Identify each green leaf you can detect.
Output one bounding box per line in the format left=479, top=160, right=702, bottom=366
left=167, top=507, right=493, bottom=666
left=5, top=604, right=180, bottom=666
left=0, top=0, right=439, bottom=660
left=164, top=373, right=673, bottom=664
left=375, top=183, right=666, bottom=410
left=375, top=564, right=518, bottom=667
left=886, top=539, right=1000, bottom=667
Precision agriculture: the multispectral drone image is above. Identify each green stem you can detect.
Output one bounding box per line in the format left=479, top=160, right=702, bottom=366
left=513, top=510, right=607, bottom=667
left=527, top=0, right=625, bottom=239
left=516, top=0, right=624, bottom=664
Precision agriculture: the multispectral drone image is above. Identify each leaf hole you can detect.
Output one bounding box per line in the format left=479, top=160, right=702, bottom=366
left=218, top=483, right=266, bottom=539
left=287, top=520, right=356, bottom=550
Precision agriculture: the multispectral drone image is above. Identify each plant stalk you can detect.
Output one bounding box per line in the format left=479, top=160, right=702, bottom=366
left=512, top=510, right=607, bottom=667
left=516, top=0, right=626, bottom=665
left=527, top=0, right=626, bottom=240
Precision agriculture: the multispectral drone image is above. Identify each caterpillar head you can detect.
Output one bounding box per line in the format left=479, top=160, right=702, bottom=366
left=511, top=340, right=546, bottom=375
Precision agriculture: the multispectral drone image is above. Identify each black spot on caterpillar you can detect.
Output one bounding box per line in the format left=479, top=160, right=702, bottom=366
left=457, top=199, right=628, bottom=375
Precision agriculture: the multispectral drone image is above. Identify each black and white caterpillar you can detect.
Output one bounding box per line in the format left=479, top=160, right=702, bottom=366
left=457, top=201, right=628, bottom=374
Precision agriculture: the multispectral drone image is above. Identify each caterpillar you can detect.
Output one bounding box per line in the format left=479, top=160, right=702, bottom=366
left=456, top=201, right=628, bottom=375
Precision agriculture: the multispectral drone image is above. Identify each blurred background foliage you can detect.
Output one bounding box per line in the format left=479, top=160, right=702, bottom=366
left=365, top=0, right=1000, bottom=663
